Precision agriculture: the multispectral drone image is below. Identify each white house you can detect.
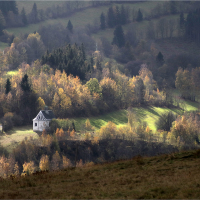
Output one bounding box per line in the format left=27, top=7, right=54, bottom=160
left=33, top=110, right=55, bottom=132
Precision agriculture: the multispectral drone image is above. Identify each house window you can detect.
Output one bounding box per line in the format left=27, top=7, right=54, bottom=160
left=35, top=123, right=37, bottom=126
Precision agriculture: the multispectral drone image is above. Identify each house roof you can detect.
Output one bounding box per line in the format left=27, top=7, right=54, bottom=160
left=33, top=110, right=56, bottom=121
left=41, top=110, right=56, bottom=120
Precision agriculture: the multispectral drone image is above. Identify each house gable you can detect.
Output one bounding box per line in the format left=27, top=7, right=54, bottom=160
left=33, top=111, right=47, bottom=121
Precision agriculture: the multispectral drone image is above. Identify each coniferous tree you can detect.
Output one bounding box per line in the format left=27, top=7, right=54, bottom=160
left=112, top=25, right=125, bottom=48
left=10, top=1, right=18, bottom=15
left=170, top=1, right=177, bottom=15
left=156, top=52, right=164, bottom=65
left=30, top=3, right=38, bottom=23
left=120, top=5, right=127, bottom=25
left=5, top=78, right=11, bottom=94
left=107, top=7, right=115, bottom=28
left=115, top=5, right=121, bottom=25
left=21, top=7, right=28, bottom=26
left=100, top=12, right=106, bottom=30
left=0, top=1, right=18, bottom=15
left=136, top=9, right=143, bottom=22
left=180, top=12, right=185, bottom=28
left=67, top=20, right=73, bottom=33
left=20, top=74, right=31, bottom=92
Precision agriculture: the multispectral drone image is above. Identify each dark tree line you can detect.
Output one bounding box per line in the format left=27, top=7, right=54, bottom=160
left=1, top=74, right=38, bottom=130
left=184, top=8, right=200, bottom=42
left=0, top=1, right=18, bottom=16
left=41, top=43, right=91, bottom=80
left=104, top=5, right=129, bottom=29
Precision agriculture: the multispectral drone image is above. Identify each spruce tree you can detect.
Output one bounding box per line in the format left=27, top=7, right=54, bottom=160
left=170, top=1, right=177, bottom=15
left=120, top=5, right=127, bottom=25
left=67, top=20, right=73, bottom=33
left=136, top=8, right=143, bottom=22
left=100, top=12, right=106, bottom=30
left=10, top=1, right=18, bottom=15
left=31, top=3, right=38, bottom=23
left=156, top=52, right=164, bottom=65
left=180, top=12, right=185, bottom=28
left=112, top=25, right=125, bottom=48
left=20, top=74, right=31, bottom=92
left=5, top=78, right=11, bottom=94
left=21, top=7, right=28, bottom=26
left=107, top=7, right=115, bottom=28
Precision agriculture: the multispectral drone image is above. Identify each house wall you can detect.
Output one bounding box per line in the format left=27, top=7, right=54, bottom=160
left=33, top=120, right=50, bottom=132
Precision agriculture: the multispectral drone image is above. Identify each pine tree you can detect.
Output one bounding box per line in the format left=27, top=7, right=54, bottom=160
left=112, top=25, right=125, bottom=48
left=180, top=12, right=185, bottom=28
left=107, top=7, right=115, bottom=28
left=21, top=7, right=28, bottom=26
left=100, top=12, right=106, bottom=30
left=67, top=20, right=73, bottom=33
left=120, top=5, right=127, bottom=25
left=170, top=1, right=177, bottom=15
left=5, top=78, right=11, bottom=94
left=10, top=1, right=18, bottom=15
left=20, top=74, right=31, bottom=92
left=136, top=9, right=143, bottom=22
left=31, top=3, right=38, bottom=23
left=156, top=51, right=164, bottom=65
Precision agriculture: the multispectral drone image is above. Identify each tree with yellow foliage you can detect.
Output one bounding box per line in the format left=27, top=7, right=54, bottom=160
left=22, top=161, right=36, bottom=175
left=39, top=155, right=50, bottom=171
left=62, top=155, right=72, bottom=169
left=37, top=97, right=45, bottom=111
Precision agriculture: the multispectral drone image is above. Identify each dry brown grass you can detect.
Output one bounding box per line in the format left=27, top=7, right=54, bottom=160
left=0, top=149, right=200, bottom=198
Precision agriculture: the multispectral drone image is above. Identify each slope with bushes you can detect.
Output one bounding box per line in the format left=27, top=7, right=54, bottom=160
left=0, top=149, right=200, bottom=198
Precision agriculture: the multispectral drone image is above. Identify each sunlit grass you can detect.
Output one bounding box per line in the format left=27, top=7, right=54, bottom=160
left=0, top=126, right=39, bottom=152
left=6, top=70, right=18, bottom=76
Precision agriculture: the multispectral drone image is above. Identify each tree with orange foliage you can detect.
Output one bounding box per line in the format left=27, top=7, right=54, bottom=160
left=55, top=128, right=65, bottom=140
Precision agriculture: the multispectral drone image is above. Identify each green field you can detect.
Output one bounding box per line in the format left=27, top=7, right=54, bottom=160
left=17, top=1, right=65, bottom=14
left=0, top=1, right=181, bottom=51
left=6, top=1, right=170, bottom=40
left=72, top=98, right=199, bottom=132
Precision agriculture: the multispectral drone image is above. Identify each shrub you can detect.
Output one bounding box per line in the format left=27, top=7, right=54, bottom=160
left=156, top=112, right=176, bottom=131
left=49, top=119, right=75, bottom=134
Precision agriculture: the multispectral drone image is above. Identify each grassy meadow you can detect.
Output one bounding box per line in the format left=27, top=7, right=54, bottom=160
left=17, top=1, right=65, bottom=14
left=6, top=1, right=172, bottom=40
left=0, top=126, right=39, bottom=152
left=73, top=97, right=199, bottom=132
left=1, top=148, right=200, bottom=198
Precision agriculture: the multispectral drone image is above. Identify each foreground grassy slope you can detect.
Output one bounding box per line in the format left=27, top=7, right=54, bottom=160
left=1, top=149, right=200, bottom=198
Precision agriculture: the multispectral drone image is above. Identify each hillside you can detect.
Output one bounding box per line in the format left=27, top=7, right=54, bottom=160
left=0, top=149, right=200, bottom=198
